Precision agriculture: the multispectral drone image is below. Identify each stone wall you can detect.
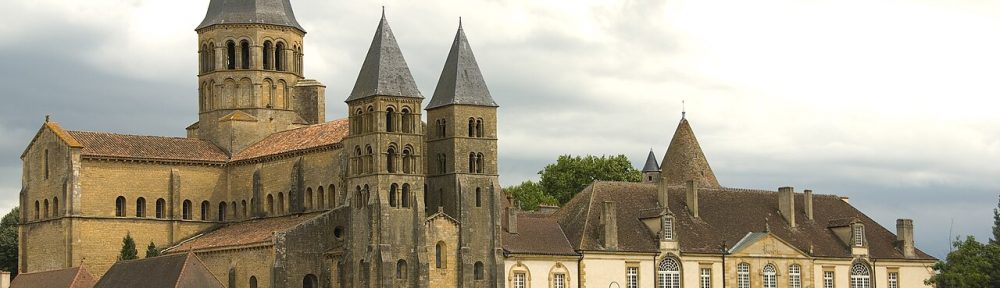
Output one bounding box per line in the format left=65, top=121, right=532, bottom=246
left=198, top=246, right=275, bottom=288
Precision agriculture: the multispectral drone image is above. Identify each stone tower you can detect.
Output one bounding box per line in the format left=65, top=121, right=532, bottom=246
left=191, top=0, right=326, bottom=155
left=425, top=22, right=505, bottom=287
left=659, top=116, right=720, bottom=188
left=642, top=150, right=660, bottom=183
left=342, top=12, right=428, bottom=288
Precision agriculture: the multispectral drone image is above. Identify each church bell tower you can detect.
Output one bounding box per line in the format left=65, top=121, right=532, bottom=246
left=190, top=0, right=326, bottom=155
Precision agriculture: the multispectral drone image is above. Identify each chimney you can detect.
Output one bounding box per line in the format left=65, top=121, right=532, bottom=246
left=778, top=186, right=796, bottom=228
left=601, top=201, right=619, bottom=250
left=657, top=178, right=669, bottom=211
left=685, top=180, right=699, bottom=218
left=804, top=189, right=814, bottom=221
left=507, top=207, right=518, bottom=234
left=896, top=219, right=915, bottom=258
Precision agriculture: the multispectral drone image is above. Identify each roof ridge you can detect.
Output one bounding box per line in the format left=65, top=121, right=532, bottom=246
left=67, top=130, right=203, bottom=141
left=578, top=182, right=598, bottom=249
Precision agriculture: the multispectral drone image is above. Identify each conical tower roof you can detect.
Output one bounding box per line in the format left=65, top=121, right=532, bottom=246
left=660, top=117, right=720, bottom=188
left=347, top=12, right=423, bottom=102
left=197, top=0, right=304, bottom=32
left=427, top=21, right=498, bottom=109
left=642, top=150, right=660, bottom=172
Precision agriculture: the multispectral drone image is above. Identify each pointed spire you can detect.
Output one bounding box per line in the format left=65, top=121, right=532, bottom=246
left=347, top=11, right=423, bottom=102
left=427, top=20, right=498, bottom=109
left=660, top=117, right=720, bottom=188
left=642, top=149, right=660, bottom=172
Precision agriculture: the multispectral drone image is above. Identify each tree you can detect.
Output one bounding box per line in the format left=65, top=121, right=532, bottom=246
left=0, top=207, right=19, bottom=278
left=145, top=241, right=159, bottom=258
left=926, top=236, right=993, bottom=287
left=118, top=233, right=138, bottom=261
left=505, top=181, right=557, bottom=211
left=538, top=155, right=642, bottom=205
left=992, top=194, right=1000, bottom=245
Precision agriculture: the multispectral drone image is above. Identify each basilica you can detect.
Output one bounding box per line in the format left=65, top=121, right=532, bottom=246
left=17, top=1, right=936, bottom=287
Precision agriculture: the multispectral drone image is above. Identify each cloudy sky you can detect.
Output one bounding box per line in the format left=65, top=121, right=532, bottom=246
left=1, top=0, right=998, bottom=258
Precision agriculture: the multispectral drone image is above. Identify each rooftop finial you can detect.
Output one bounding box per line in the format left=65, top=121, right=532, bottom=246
left=45, top=114, right=50, bottom=123
left=459, top=17, right=463, bottom=29
left=682, top=100, right=686, bottom=119
left=381, top=6, right=386, bottom=18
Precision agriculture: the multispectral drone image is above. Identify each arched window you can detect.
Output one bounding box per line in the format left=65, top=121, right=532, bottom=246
left=200, top=44, right=208, bottom=72
left=267, top=194, right=275, bottom=215
left=363, top=185, right=371, bottom=207
left=218, top=202, right=227, bottom=221
left=303, top=274, right=318, bottom=288
left=850, top=262, right=871, bottom=288
left=438, top=154, right=447, bottom=174
left=155, top=198, right=165, bottom=219
left=468, top=152, right=476, bottom=173
left=201, top=201, right=210, bottom=220
left=354, top=146, right=363, bottom=175
left=226, top=40, right=236, bottom=70
left=657, top=257, right=680, bottom=288
left=43, top=149, right=49, bottom=179
left=476, top=153, right=485, bottom=174
left=366, top=145, right=374, bottom=173
left=468, top=118, right=475, bottom=137
left=354, top=186, right=362, bottom=208
left=249, top=276, right=258, bottom=288
left=474, top=261, right=484, bottom=280
left=275, top=42, right=285, bottom=71
left=135, top=197, right=146, bottom=218
left=305, top=187, right=313, bottom=210
left=387, top=147, right=397, bottom=173
left=396, top=260, right=407, bottom=279
left=182, top=200, right=192, bottom=220
left=435, top=241, right=446, bottom=268
left=476, top=119, right=484, bottom=137
left=475, top=187, right=482, bottom=207
left=737, top=263, right=750, bottom=288
left=263, top=41, right=273, bottom=70
left=115, top=196, right=126, bottom=217
left=43, top=199, right=49, bottom=218
left=366, top=106, right=375, bottom=132
left=402, top=148, right=412, bottom=174
left=52, top=197, right=59, bottom=217
left=207, top=42, right=215, bottom=71
left=401, top=108, right=412, bottom=133
left=278, top=192, right=285, bottom=214
left=242, top=200, right=248, bottom=218
left=401, top=184, right=411, bottom=208
left=317, top=186, right=325, bottom=209
left=389, top=184, right=398, bottom=207
left=762, top=264, right=777, bottom=288
left=240, top=40, right=250, bottom=69
left=329, top=184, right=336, bottom=208
left=386, top=107, right=395, bottom=132
left=33, top=201, right=39, bottom=220
left=231, top=201, right=237, bottom=219
left=439, top=119, right=447, bottom=137
left=789, top=264, right=802, bottom=288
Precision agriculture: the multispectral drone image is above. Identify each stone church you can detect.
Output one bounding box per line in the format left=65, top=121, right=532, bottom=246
left=17, top=1, right=937, bottom=288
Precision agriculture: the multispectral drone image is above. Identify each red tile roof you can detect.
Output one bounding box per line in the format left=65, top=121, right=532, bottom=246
left=232, top=119, right=349, bottom=161
left=67, top=131, right=228, bottom=162
left=165, top=212, right=325, bottom=252
left=10, top=266, right=97, bottom=288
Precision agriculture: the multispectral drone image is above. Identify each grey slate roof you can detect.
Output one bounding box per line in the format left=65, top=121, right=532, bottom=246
left=346, top=12, right=423, bottom=102
left=642, top=150, right=660, bottom=172
left=427, top=22, right=499, bottom=109
left=197, top=0, right=304, bottom=32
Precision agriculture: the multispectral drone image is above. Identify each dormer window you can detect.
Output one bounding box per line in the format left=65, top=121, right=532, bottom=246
left=853, top=223, right=865, bottom=247
left=662, top=215, right=674, bottom=240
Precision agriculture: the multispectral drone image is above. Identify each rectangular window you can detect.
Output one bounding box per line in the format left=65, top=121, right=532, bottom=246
left=737, top=264, right=750, bottom=288
left=513, top=272, right=526, bottom=288
left=553, top=273, right=565, bottom=288
left=853, top=224, right=864, bottom=246
left=663, top=217, right=673, bottom=240
left=44, top=149, right=49, bottom=179
left=887, top=272, right=898, bottom=288
left=626, top=266, right=639, bottom=288
left=824, top=271, right=835, bottom=288
left=789, top=265, right=801, bottom=288
left=700, top=268, right=711, bottom=288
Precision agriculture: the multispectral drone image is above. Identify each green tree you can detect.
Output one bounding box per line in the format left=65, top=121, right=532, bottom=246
left=505, top=181, right=557, bottom=211
left=145, top=241, right=159, bottom=258
left=0, top=207, right=19, bottom=278
left=538, top=155, right=642, bottom=205
left=118, top=233, right=138, bottom=261
left=926, top=236, right=994, bottom=287
left=992, top=194, right=1000, bottom=245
